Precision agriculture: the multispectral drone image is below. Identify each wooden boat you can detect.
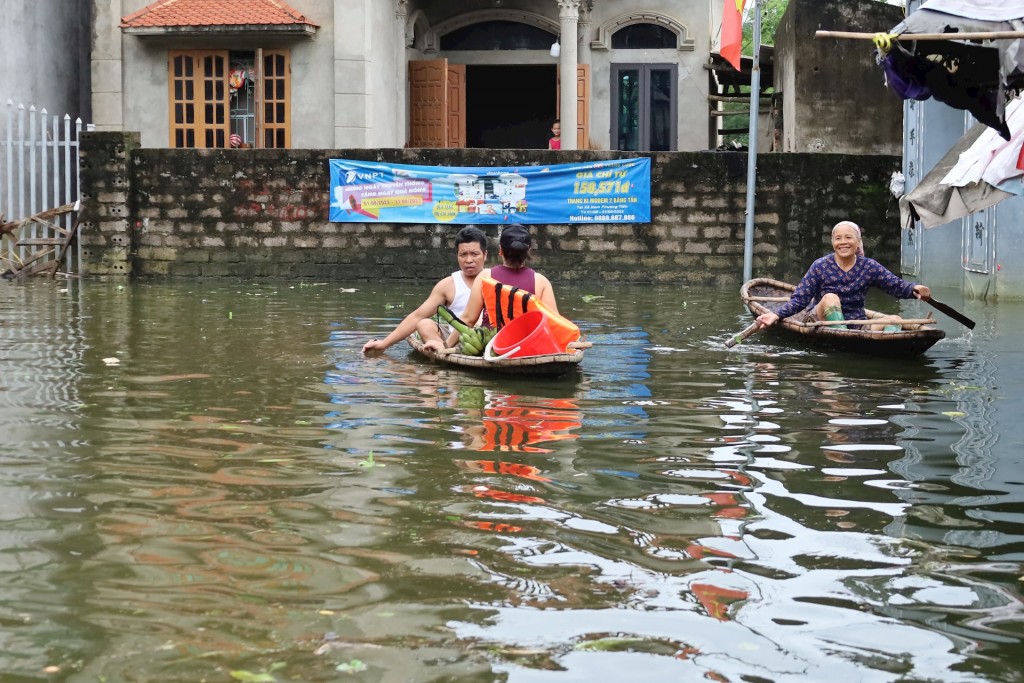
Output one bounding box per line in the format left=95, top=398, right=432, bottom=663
left=407, top=334, right=587, bottom=377
left=739, top=278, right=945, bottom=356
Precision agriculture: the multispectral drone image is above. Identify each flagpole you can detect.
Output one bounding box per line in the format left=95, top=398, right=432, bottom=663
left=742, top=0, right=762, bottom=283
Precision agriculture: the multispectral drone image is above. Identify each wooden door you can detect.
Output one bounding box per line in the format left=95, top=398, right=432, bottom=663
left=447, top=63, right=466, bottom=148
left=575, top=64, right=590, bottom=150
left=409, top=59, right=448, bottom=147
left=556, top=65, right=591, bottom=149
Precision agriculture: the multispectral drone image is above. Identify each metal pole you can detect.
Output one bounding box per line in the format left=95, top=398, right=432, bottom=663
left=742, top=0, right=762, bottom=283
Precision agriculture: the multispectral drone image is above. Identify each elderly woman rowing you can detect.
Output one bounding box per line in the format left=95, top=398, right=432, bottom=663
left=756, top=221, right=931, bottom=332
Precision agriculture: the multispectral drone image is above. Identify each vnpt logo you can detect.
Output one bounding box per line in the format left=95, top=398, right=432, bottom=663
left=345, top=170, right=383, bottom=184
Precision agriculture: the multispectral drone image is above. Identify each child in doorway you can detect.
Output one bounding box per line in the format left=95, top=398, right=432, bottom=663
left=548, top=120, right=561, bottom=150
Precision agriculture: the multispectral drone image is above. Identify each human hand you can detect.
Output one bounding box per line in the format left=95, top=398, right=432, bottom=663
left=756, top=312, right=779, bottom=328
left=912, top=284, right=931, bottom=300
left=362, top=339, right=388, bottom=355
left=422, top=339, right=445, bottom=354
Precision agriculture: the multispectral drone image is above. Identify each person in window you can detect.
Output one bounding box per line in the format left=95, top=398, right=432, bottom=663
left=362, top=227, right=488, bottom=354
left=548, top=120, right=561, bottom=150
left=755, top=221, right=931, bottom=332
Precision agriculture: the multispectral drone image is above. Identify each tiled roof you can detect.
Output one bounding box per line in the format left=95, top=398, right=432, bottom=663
left=121, top=0, right=319, bottom=29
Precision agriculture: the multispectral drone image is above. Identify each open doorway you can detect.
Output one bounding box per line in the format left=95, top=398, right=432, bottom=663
left=466, top=65, right=556, bottom=149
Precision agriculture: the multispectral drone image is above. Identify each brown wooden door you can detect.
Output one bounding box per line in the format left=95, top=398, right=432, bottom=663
left=409, top=59, right=448, bottom=148
left=575, top=64, right=590, bottom=150
left=556, top=65, right=591, bottom=149
left=446, top=64, right=466, bottom=148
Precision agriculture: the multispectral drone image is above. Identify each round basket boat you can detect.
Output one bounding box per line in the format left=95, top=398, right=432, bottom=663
left=740, top=277, right=945, bottom=356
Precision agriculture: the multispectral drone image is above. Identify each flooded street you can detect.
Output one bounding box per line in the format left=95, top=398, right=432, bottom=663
left=1, top=279, right=1022, bottom=683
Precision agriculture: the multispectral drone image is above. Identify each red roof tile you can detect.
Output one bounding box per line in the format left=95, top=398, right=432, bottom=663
left=121, top=0, right=319, bottom=29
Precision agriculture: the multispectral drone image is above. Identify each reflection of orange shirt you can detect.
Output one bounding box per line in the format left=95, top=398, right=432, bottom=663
left=477, top=402, right=580, bottom=453
left=458, top=459, right=551, bottom=482
left=471, top=486, right=544, bottom=504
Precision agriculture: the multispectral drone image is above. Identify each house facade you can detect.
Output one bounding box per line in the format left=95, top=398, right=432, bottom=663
left=93, top=0, right=729, bottom=152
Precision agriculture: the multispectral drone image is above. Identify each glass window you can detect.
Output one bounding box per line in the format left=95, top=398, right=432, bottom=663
left=168, top=49, right=290, bottom=149
left=441, top=21, right=556, bottom=51
left=611, top=23, right=677, bottom=49
left=611, top=64, right=677, bottom=151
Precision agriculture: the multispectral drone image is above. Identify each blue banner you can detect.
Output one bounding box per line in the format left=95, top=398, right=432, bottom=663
left=329, top=158, right=651, bottom=224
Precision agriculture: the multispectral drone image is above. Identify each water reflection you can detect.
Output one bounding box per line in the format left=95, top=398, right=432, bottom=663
left=0, top=280, right=1021, bottom=682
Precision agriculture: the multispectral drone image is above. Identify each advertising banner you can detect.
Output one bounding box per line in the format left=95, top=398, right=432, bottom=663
left=328, top=157, right=651, bottom=225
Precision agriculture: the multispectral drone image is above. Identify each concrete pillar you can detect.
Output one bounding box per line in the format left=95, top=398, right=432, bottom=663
left=557, top=0, right=580, bottom=151
left=578, top=1, right=593, bottom=66
left=91, top=0, right=125, bottom=132
left=333, top=0, right=371, bottom=147
left=78, top=131, right=139, bottom=277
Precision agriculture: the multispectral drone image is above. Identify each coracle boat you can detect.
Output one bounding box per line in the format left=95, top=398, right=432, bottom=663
left=406, top=274, right=589, bottom=377
left=739, top=278, right=945, bottom=356
left=407, top=334, right=587, bottom=377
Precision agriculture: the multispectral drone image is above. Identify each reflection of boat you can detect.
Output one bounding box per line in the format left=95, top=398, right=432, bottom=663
left=407, top=334, right=585, bottom=377
left=741, top=278, right=945, bottom=356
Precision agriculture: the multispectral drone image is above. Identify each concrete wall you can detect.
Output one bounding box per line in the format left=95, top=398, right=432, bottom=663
left=0, top=0, right=91, bottom=122
left=775, top=0, right=903, bottom=154
left=78, top=132, right=903, bottom=285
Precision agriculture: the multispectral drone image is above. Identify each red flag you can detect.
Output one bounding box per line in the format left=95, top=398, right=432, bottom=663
left=721, top=0, right=747, bottom=71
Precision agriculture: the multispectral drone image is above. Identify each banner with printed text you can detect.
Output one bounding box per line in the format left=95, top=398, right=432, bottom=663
left=328, top=157, right=651, bottom=224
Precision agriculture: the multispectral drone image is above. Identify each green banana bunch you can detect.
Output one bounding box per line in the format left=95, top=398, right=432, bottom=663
left=436, top=306, right=496, bottom=356
left=459, top=328, right=484, bottom=356
left=459, top=325, right=497, bottom=356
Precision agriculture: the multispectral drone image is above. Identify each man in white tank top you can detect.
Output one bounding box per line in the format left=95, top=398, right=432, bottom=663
left=362, top=227, right=488, bottom=354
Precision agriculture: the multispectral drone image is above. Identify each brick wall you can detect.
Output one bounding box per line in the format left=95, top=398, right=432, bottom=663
left=78, top=132, right=902, bottom=285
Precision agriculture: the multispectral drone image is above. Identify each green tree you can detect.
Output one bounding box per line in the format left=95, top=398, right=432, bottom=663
left=742, top=0, right=788, bottom=52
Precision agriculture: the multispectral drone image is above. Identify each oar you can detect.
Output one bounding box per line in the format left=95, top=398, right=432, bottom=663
left=922, top=295, right=975, bottom=329
left=724, top=321, right=761, bottom=348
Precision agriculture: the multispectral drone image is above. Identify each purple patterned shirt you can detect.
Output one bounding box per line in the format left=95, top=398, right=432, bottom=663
left=776, top=255, right=917, bottom=321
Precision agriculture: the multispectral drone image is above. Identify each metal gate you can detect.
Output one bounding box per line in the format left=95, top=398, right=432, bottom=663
left=0, top=100, right=93, bottom=277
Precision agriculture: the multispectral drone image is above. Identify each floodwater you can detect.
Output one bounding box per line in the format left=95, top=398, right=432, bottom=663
left=1, top=278, right=1022, bottom=683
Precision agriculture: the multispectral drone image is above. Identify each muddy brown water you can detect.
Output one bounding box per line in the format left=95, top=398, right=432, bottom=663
left=1, top=279, right=1021, bottom=682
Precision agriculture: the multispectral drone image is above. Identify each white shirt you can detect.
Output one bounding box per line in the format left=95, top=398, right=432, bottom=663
left=450, top=270, right=472, bottom=319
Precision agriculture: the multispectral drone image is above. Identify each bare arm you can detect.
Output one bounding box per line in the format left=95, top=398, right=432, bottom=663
left=362, top=277, right=453, bottom=354
left=534, top=273, right=558, bottom=314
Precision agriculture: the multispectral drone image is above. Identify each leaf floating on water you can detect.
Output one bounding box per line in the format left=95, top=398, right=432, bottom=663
left=574, top=636, right=648, bottom=652
left=942, top=411, right=966, bottom=418
left=229, top=671, right=276, bottom=683
left=581, top=294, right=604, bottom=303
left=336, top=659, right=367, bottom=673
left=359, top=451, right=384, bottom=469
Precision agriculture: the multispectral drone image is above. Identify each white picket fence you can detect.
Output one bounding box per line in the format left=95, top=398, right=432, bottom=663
left=0, top=100, right=94, bottom=275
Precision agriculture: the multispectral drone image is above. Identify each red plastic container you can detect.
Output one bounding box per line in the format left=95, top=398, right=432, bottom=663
left=485, top=310, right=563, bottom=360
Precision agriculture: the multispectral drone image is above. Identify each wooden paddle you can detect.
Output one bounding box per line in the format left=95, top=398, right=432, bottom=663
left=724, top=321, right=761, bottom=348
left=922, top=296, right=975, bottom=329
